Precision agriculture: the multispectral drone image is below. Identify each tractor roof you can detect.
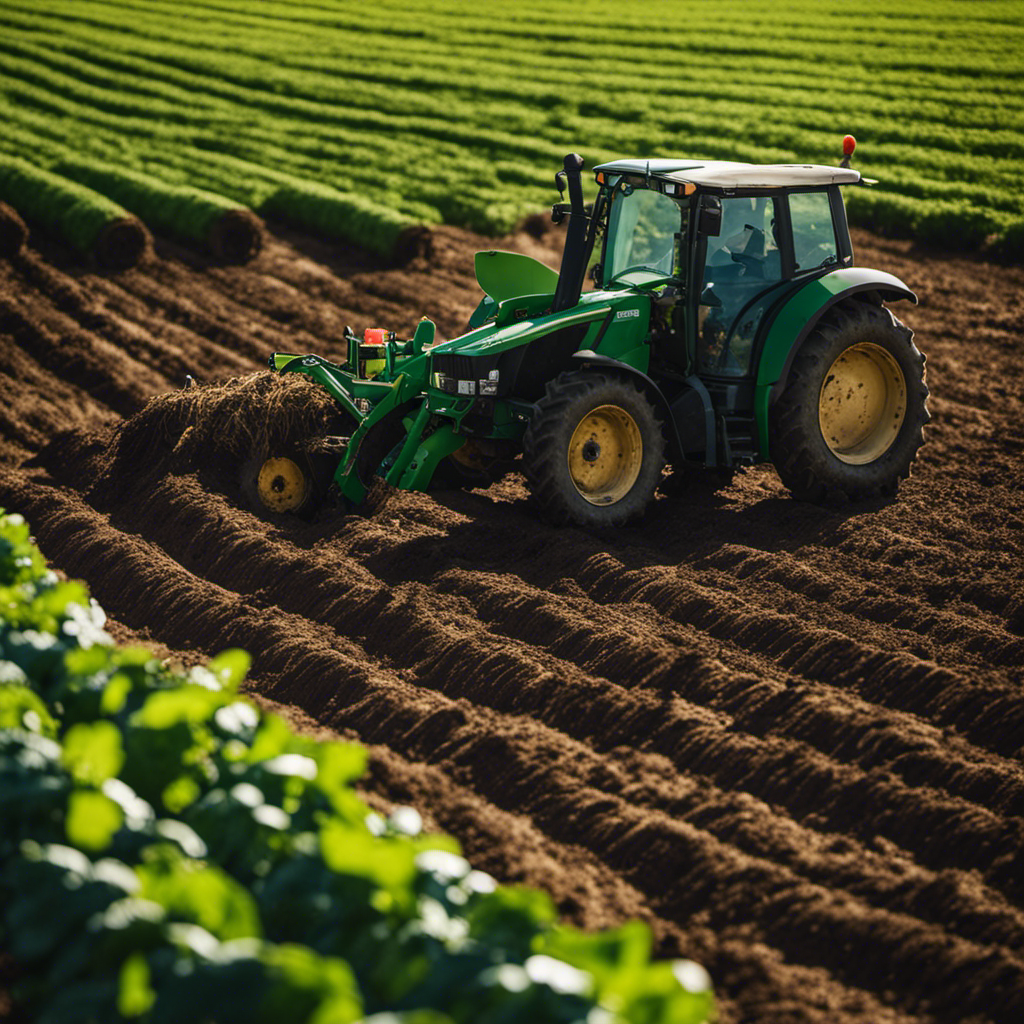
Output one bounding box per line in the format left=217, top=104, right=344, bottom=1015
left=594, top=158, right=861, bottom=189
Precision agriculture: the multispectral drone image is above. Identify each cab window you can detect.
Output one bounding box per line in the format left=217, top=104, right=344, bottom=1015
left=697, top=196, right=782, bottom=376
left=606, top=186, right=682, bottom=280
left=789, top=190, right=838, bottom=272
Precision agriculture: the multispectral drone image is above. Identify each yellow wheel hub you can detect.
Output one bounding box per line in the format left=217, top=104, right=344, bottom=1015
left=567, top=404, right=643, bottom=505
left=257, top=456, right=308, bottom=512
left=819, top=342, right=907, bottom=465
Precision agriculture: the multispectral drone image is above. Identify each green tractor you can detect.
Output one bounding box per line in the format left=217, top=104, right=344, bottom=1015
left=261, top=140, right=928, bottom=527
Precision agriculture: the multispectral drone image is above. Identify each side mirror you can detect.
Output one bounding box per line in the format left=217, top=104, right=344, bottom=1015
left=698, top=195, right=722, bottom=237
left=555, top=170, right=567, bottom=198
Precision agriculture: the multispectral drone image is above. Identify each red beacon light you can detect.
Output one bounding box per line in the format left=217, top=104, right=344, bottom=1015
left=360, top=327, right=389, bottom=378
left=840, top=134, right=857, bottom=168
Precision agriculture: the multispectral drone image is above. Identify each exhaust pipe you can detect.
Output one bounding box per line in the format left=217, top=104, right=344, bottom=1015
left=552, top=153, right=588, bottom=313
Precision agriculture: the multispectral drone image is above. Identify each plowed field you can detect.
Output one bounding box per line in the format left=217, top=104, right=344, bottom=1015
left=1, top=222, right=1022, bottom=1024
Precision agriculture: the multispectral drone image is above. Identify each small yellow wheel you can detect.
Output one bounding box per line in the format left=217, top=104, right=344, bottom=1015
left=818, top=342, right=907, bottom=465
left=567, top=404, right=644, bottom=505
left=256, top=456, right=309, bottom=513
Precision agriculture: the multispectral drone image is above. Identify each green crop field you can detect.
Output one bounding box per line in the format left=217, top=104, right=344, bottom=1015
left=0, top=0, right=1021, bottom=258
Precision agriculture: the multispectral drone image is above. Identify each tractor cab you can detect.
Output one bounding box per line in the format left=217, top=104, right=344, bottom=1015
left=590, top=159, right=861, bottom=384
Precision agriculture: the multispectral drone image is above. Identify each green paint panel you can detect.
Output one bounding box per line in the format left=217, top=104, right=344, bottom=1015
left=474, top=250, right=560, bottom=302
left=591, top=296, right=651, bottom=366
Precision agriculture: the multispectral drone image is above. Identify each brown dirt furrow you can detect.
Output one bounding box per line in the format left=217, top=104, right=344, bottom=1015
left=691, top=543, right=1023, bottom=672
left=255, top=224, right=520, bottom=343
left=56, top=274, right=260, bottom=387
left=5, top=467, right=1023, bottom=1024
left=573, top=553, right=1024, bottom=758
left=144, top=255, right=347, bottom=350
left=0, top=334, right=115, bottom=462
left=154, top=248, right=355, bottom=332
left=333, top=491, right=1024, bottom=766
left=47, top=465, right=1024, bottom=926
left=3, top=247, right=247, bottom=394
left=427, top=566, right=1024, bottom=816
left=0, top=291, right=158, bottom=420
left=85, top=266, right=302, bottom=370
left=798, top=531, right=1022, bottom=637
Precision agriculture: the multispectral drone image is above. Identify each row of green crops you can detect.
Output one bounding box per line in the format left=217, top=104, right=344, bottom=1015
left=54, top=158, right=265, bottom=263
left=0, top=154, right=149, bottom=269
left=0, top=0, right=1020, bottom=257
left=0, top=138, right=428, bottom=264
left=0, top=507, right=716, bottom=1024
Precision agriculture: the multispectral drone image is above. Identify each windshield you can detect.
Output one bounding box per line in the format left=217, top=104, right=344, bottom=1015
left=606, top=187, right=682, bottom=281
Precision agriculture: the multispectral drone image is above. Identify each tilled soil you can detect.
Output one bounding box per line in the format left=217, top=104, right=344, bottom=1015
left=1, top=220, right=1022, bottom=1024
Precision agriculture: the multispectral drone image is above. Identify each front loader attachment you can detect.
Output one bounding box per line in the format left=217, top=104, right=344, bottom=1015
left=266, top=316, right=464, bottom=509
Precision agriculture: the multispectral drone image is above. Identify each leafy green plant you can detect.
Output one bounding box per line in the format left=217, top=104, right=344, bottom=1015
left=0, top=507, right=716, bottom=1024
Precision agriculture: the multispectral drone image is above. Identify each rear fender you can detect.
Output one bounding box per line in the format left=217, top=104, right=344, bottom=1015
left=753, top=269, right=917, bottom=459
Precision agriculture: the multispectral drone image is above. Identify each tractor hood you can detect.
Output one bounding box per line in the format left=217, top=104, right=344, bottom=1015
left=428, top=285, right=653, bottom=401
left=435, top=290, right=615, bottom=358
left=430, top=282, right=655, bottom=377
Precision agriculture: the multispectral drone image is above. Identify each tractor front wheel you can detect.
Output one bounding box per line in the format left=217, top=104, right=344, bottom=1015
left=523, top=371, right=665, bottom=527
left=769, top=302, right=929, bottom=503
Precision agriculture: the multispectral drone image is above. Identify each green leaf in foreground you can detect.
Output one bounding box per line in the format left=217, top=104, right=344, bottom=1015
left=66, top=789, right=124, bottom=852
left=320, top=821, right=417, bottom=910
left=118, top=951, right=156, bottom=1018
left=0, top=683, right=57, bottom=737
left=136, top=845, right=262, bottom=942
left=62, top=720, right=124, bottom=786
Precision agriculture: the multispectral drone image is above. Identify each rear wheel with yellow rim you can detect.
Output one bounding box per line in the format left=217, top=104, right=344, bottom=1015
left=770, top=302, right=929, bottom=503
left=523, top=371, right=665, bottom=527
